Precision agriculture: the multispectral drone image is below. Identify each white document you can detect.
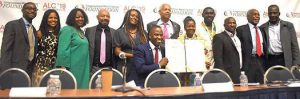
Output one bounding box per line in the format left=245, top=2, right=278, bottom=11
left=9, top=87, right=47, bottom=97
left=202, top=82, right=234, bottom=93
left=165, top=39, right=206, bottom=72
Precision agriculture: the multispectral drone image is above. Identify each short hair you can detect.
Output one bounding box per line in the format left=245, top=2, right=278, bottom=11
left=22, top=2, right=36, bottom=11
left=159, top=3, right=171, bottom=11
left=246, top=9, right=257, bottom=17
left=224, top=17, right=235, bottom=24
left=149, top=25, right=161, bottom=35
left=202, top=7, right=215, bottom=15
left=183, top=16, right=196, bottom=28
left=268, top=4, right=280, bottom=12
left=39, top=9, right=61, bottom=36
left=66, top=8, right=89, bottom=27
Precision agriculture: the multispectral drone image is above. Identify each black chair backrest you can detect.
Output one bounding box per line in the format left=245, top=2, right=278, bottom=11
left=89, top=68, right=123, bottom=89
left=291, top=66, right=300, bottom=80
left=39, top=68, right=77, bottom=89
left=144, top=69, right=181, bottom=88
left=0, top=68, right=31, bottom=89
left=201, top=69, right=232, bottom=84
left=264, top=66, right=294, bottom=84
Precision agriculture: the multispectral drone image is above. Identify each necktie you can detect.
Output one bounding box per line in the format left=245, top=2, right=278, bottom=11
left=163, top=23, right=169, bottom=39
left=154, top=47, right=159, bottom=64
left=28, top=24, right=34, bottom=61
left=255, top=27, right=262, bottom=57
left=100, top=28, right=106, bottom=64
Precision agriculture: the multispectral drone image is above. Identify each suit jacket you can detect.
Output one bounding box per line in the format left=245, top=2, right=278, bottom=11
left=236, top=24, right=267, bottom=70
left=85, top=26, right=116, bottom=68
left=260, top=20, right=300, bottom=67
left=213, top=31, right=241, bottom=83
left=133, top=42, right=165, bottom=86
left=147, top=19, right=181, bottom=39
left=0, top=18, right=37, bottom=74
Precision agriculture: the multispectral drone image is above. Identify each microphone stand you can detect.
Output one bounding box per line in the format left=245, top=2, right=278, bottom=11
left=114, top=57, right=134, bottom=92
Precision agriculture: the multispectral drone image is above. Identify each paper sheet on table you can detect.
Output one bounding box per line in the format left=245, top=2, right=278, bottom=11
left=202, top=82, right=234, bottom=93
left=9, top=87, right=47, bottom=97
left=288, top=82, right=300, bottom=87
left=165, top=39, right=206, bottom=72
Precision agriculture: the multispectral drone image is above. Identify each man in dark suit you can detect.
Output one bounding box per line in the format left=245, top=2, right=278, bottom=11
left=0, top=2, right=38, bottom=76
left=85, top=9, right=116, bottom=75
left=260, top=5, right=300, bottom=69
left=134, top=25, right=168, bottom=86
left=147, top=4, right=181, bottom=39
left=236, top=9, right=266, bottom=84
left=213, top=17, right=242, bottom=83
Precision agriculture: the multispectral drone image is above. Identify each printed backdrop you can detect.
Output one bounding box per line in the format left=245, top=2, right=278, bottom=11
left=0, top=0, right=300, bottom=49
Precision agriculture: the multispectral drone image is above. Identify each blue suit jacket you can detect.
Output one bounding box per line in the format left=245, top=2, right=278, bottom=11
left=133, top=42, right=165, bottom=86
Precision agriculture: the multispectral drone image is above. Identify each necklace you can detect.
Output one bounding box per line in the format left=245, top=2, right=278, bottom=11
left=78, top=32, right=85, bottom=39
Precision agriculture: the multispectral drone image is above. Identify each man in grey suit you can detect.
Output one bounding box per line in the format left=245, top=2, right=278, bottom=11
left=260, top=5, right=300, bottom=69
left=213, top=17, right=242, bottom=83
left=147, top=3, right=181, bottom=39
left=0, top=2, right=38, bottom=76
left=85, top=9, right=116, bottom=75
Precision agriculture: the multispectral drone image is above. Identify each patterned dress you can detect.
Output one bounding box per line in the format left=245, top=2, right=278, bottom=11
left=32, top=32, right=58, bottom=86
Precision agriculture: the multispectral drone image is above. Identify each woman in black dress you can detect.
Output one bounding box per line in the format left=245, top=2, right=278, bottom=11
left=32, top=9, right=61, bottom=86
left=114, top=9, right=147, bottom=85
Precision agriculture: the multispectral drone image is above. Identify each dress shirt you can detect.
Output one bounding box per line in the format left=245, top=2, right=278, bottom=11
left=149, top=42, right=162, bottom=65
left=93, top=24, right=113, bottom=67
left=225, top=30, right=242, bottom=68
left=22, top=17, right=35, bottom=44
left=157, top=19, right=174, bottom=38
left=268, top=21, right=282, bottom=54
left=248, top=23, right=263, bottom=54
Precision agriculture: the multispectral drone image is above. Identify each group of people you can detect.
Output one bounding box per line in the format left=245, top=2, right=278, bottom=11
left=0, top=2, right=299, bottom=89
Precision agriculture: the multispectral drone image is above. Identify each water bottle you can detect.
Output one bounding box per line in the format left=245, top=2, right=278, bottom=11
left=240, top=71, right=248, bottom=87
left=95, top=75, right=102, bottom=90
left=47, top=75, right=61, bottom=96
left=194, top=73, right=201, bottom=86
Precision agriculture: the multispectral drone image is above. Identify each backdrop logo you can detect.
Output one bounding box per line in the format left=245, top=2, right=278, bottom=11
left=171, top=8, right=193, bottom=15
left=123, top=5, right=145, bottom=13
left=1, top=1, right=39, bottom=9
left=153, top=8, right=158, bottom=13
left=263, top=11, right=268, bottom=18
left=0, top=24, right=4, bottom=33
left=83, top=5, right=119, bottom=12
left=42, top=3, right=66, bottom=11
left=224, top=10, right=247, bottom=17
left=286, top=12, right=300, bottom=18
left=197, top=9, right=203, bottom=16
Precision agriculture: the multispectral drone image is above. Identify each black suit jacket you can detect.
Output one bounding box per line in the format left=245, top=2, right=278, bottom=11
left=85, top=26, right=116, bottom=68
left=0, top=18, right=37, bottom=74
left=236, top=24, right=267, bottom=70
left=213, top=31, right=241, bottom=83
left=260, top=20, right=300, bottom=67
left=147, top=19, right=180, bottom=39
left=133, top=42, right=165, bottom=86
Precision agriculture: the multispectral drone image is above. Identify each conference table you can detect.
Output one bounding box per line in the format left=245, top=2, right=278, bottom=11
left=1, top=85, right=300, bottom=99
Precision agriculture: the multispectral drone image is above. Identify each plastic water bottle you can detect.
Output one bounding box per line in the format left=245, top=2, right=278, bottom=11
left=95, top=75, right=102, bottom=90
left=194, top=73, right=201, bottom=86
left=47, top=75, right=61, bottom=96
left=240, top=71, right=248, bottom=87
